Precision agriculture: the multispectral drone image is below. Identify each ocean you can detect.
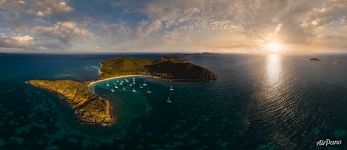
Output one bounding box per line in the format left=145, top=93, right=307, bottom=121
left=1, top=53, right=347, bottom=149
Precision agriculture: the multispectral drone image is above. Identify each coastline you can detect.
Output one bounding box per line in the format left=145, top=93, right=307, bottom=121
left=88, top=75, right=160, bottom=87
left=27, top=80, right=117, bottom=126
left=101, top=100, right=115, bottom=126
left=98, top=63, right=102, bottom=76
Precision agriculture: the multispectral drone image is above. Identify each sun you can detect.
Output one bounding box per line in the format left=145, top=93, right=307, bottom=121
left=265, top=42, right=284, bottom=53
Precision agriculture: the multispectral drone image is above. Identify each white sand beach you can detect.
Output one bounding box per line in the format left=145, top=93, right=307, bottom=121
left=88, top=75, right=159, bottom=87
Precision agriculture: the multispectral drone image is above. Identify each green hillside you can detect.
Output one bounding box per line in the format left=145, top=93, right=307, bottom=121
left=100, top=58, right=217, bottom=81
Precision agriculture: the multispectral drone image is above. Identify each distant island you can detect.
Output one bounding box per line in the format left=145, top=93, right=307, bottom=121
left=28, top=57, right=217, bottom=126
left=310, top=58, right=320, bottom=61
left=183, top=52, right=219, bottom=56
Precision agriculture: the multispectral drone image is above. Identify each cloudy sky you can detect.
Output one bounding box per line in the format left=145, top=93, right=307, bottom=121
left=0, top=0, right=346, bottom=53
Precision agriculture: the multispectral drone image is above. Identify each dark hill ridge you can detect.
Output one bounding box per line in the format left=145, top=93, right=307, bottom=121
left=100, top=58, right=217, bottom=81
left=310, top=58, right=320, bottom=61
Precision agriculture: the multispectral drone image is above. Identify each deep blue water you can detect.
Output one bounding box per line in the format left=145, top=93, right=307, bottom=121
left=1, top=53, right=347, bottom=150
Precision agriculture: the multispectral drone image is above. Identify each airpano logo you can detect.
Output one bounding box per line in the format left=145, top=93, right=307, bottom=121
left=316, top=139, right=342, bottom=146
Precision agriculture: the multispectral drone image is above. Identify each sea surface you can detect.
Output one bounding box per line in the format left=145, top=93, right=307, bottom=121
left=1, top=53, right=347, bottom=150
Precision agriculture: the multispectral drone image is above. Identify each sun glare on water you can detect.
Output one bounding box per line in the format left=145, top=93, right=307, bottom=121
left=265, top=42, right=284, bottom=53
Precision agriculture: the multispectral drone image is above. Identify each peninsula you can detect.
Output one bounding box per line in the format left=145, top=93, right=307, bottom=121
left=28, top=57, right=217, bottom=126
left=28, top=80, right=115, bottom=126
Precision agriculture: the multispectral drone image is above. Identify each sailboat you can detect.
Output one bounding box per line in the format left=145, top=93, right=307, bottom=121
left=169, top=85, right=174, bottom=91
left=139, top=85, right=143, bottom=89
left=106, top=83, right=110, bottom=87
left=142, top=81, right=147, bottom=86
left=132, top=87, right=136, bottom=93
left=146, top=88, right=152, bottom=94
left=114, top=85, right=118, bottom=89
left=129, top=83, right=133, bottom=87
left=110, top=88, right=115, bottom=93
left=167, top=97, right=172, bottom=103
left=122, top=87, right=126, bottom=91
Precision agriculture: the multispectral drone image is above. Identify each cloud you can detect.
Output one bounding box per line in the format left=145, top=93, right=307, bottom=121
left=0, top=0, right=73, bottom=17
left=32, top=0, right=73, bottom=17
left=0, top=34, right=34, bottom=48
left=0, top=0, right=27, bottom=11
left=136, top=19, right=162, bottom=38
left=1, top=0, right=347, bottom=52
left=35, top=21, right=91, bottom=44
left=139, top=0, right=347, bottom=51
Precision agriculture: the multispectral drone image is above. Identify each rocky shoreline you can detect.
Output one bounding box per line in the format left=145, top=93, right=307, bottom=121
left=28, top=80, right=116, bottom=126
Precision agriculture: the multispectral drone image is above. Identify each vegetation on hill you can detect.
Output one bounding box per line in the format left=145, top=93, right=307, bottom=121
left=28, top=80, right=116, bottom=126
left=100, top=58, right=217, bottom=81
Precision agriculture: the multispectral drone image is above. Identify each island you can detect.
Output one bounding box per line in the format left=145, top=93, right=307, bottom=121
left=310, top=58, right=320, bottom=61
left=28, top=57, right=217, bottom=126
left=183, top=52, right=219, bottom=56
left=100, top=58, right=217, bottom=81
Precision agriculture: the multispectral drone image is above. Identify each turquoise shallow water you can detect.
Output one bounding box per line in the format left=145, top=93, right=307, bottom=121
left=1, top=53, right=347, bottom=149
